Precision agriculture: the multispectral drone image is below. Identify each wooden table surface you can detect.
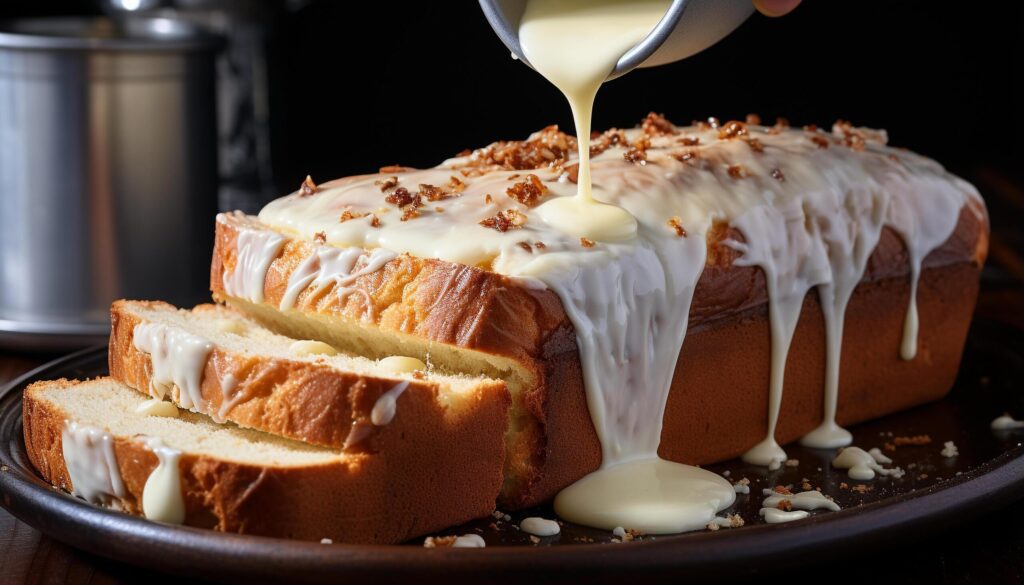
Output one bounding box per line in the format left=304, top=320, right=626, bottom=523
left=2, top=166, right=1024, bottom=584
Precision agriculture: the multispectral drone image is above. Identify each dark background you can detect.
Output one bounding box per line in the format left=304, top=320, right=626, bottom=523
left=3, top=1, right=1022, bottom=196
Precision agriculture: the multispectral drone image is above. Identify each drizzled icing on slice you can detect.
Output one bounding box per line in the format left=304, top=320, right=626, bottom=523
left=62, top=421, right=126, bottom=507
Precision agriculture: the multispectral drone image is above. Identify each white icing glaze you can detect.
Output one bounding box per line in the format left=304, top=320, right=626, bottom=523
left=132, top=322, right=213, bottom=414
left=280, top=244, right=396, bottom=312
left=761, top=488, right=840, bottom=512
left=141, top=438, right=185, bottom=524
left=553, top=458, right=735, bottom=534
left=370, top=381, right=411, bottom=426
left=289, top=339, right=338, bottom=356
left=135, top=398, right=179, bottom=418
left=452, top=534, right=486, bottom=548
left=61, top=421, right=126, bottom=507
left=991, top=414, right=1024, bottom=431
left=221, top=211, right=286, bottom=304
left=832, top=446, right=904, bottom=480
left=378, top=356, right=426, bottom=374
left=520, top=517, right=561, bottom=537
left=254, top=119, right=980, bottom=531
left=868, top=447, right=893, bottom=464
left=941, top=440, right=959, bottom=458
left=215, top=373, right=242, bottom=424
left=760, top=508, right=809, bottom=524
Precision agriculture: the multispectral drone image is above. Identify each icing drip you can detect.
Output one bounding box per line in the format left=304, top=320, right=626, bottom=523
left=832, top=446, right=904, bottom=480
left=222, top=214, right=286, bottom=304
left=135, top=398, right=179, bottom=418
left=61, top=421, right=126, bottom=507
left=132, top=322, right=214, bottom=414
left=729, top=201, right=831, bottom=466
left=761, top=488, right=841, bottom=512
left=142, top=437, right=185, bottom=524
left=280, top=245, right=396, bottom=312
left=992, top=414, right=1024, bottom=431
left=520, top=517, right=561, bottom=537
left=215, top=373, right=242, bottom=423
left=371, top=381, right=411, bottom=426
left=760, top=508, right=809, bottom=524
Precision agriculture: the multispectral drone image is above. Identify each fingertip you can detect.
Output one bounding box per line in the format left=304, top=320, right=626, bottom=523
left=753, top=0, right=802, bottom=17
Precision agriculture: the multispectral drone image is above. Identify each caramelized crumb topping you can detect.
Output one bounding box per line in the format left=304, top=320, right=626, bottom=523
left=385, top=187, right=420, bottom=208
left=375, top=176, right=398, bottom=192
left=379, top=165, right=413, bottom=174
left=641, top=112, right=675, bottom=135
left=517, top=241, right=533, bottom=253
left=506, top=174, right=548, bottom=207
left=447, top=175, right=467, bottom=193
left=339, top=207, right=368, bottom=223
left=313, top=231, right=326, bottom=244
left=400, top=207, right=421, bottom=222
left=893, top=434, right=932, bottom=446
left=580, top=237, right=595, bottom=248
left=534, top=241, right=546, bottom=250
left=590, top=128, right=628, bottom=158
left=562, top=163, right=580, bottom=184
left=677, top=136, right=701, bottom=146
left=299, top=175, right=318, bottom=197
left=419, top=183, right=456, bottom=202
left=727, top=164, right=748, bottom=179
left=457, top=125, right=576, bottom=173
left=624, top=147, right=648, bottom=165
left=744, top=137, right=764, bottom=153
left=667, top=216, right=687, bottom=237
left=717, top=120, right=748, bottom=140
left=776, top=499, right=793, bottom=511
left=809, top=135, right=830, bottom=149
left=771, top=167, right=786, bottom=181
left=672, top=149, right=700, bottom=164
left=479, top=209, right=527, bottom=232
left=369, top=214, right=381, bottom=228
left=768, top=117, right=790, bottom=135
left=706, top=116, right=721, bottom=129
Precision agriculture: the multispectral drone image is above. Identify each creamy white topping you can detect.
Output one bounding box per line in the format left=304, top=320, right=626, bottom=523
left=761, top=488, right=840, bottom=512
left=142, top=437, right=185, bottom=524
left=132, top=322, right=214, bottom=414
left=370, top=381, right=411, bottom=426
left=61, top=421, right=126, bottom=507
left=520, top=516, right=561, bottom=537
left=254, top=120, right=982, bottom=532
left=223, top=225, right=285, bottom=304
left=135, top=398, right=180, bottom=418
left=832, top=446, right=904, bottom=480
left=991, top=414, right=1024, bottom=431
left=760, top=508, right=809, bottom=524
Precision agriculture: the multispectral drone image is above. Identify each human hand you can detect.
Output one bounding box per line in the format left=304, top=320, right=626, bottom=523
left=753, top=0, right=802, bottom=17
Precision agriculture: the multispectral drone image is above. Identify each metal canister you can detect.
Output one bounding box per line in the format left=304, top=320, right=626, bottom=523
left=0, top=17, right=221, bottom=350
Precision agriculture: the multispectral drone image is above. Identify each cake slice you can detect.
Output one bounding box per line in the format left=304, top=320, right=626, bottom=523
left=109, top=300, right=509, bottom=453
left=23, top=377, right=504, bottom=543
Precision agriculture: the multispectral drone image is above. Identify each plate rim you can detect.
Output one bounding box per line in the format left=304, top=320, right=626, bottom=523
left=1, top=345, right=1023, bottom=582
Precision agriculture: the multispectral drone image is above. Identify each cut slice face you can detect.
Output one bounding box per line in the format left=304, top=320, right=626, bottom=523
left=110, top=300, right=509, bottom=452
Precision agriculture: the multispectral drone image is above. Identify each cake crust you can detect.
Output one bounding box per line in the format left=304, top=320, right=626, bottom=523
left=24, top=378, right=508, bottom=543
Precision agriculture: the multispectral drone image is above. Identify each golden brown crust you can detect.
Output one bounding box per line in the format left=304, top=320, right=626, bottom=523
left=211, top=206, right=987, bottom=508
left=108, top=299, right=508, bottom=452
left=23, top=378, right=509, bottom=544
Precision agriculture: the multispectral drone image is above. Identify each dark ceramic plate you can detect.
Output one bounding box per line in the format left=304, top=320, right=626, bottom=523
left=1, top=320, right=1023, bottom=584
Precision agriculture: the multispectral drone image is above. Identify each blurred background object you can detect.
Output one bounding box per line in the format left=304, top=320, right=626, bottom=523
left=0, top=16, right=220, bottom=350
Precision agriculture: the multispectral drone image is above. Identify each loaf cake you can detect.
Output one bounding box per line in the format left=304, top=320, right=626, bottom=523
left=24, top=114, right=988, bottom=542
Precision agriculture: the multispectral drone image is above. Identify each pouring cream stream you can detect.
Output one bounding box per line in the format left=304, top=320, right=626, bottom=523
left=517, top=0, right=735, bottom=532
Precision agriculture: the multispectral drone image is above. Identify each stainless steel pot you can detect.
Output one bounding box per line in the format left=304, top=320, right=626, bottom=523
left=0, top=17, right=221, bottom=350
